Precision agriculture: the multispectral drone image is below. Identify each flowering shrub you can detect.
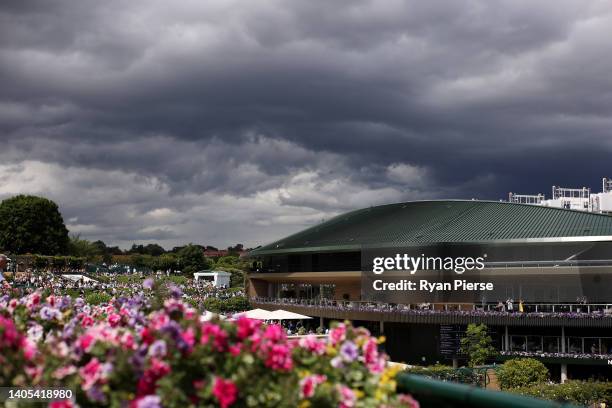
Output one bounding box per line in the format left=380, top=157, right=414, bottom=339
left=509, top=380, right=612, bottom=405
left=497, top=358, right=550, bottom=390
left=0, top=284, right=418, bottom=407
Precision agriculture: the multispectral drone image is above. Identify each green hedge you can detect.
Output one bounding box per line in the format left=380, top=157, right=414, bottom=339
left=497, top=358, right=549, bottom=390
left=162, top=275, right=189, bottom=285
left=114, top=275, right=143, bottom=284
left=203, top=296, right=250, bottom=314
left=85, top=292, right=112, bottom=305
left=510, top=380, right=612, bottom=406
left=403, top=364, right=485, bottom=386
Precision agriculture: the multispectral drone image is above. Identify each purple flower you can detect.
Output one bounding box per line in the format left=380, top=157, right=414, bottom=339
left=129, top=346, right=148, bottom=371
left=143, top=278, right=154, bottom=290
left=169, top=284, right=182, bottom=299
left=86, top=386, right=106, bottom=403
left=136, top=395, right=162, bottom=408
left=27, top=323, right=43, bottom=342
left=340, top=341, right=359, bottom=362
left=39, top=306, right=61, bottom=321
left=331, top=356, right=344, bottom=368
left=59, top=295, right=72, bottom=310
left=148, top=340, right=167, bottom=358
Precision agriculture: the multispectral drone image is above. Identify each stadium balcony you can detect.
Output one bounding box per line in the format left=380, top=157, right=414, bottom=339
left=250, top=297, right=612, bottom=328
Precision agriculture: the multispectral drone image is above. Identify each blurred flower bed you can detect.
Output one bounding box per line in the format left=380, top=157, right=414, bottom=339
left=0, top=282, right=418, bottom=408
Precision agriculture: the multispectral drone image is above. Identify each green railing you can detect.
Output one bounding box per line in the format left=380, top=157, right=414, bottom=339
left=396, top=374, right=583, bottom=408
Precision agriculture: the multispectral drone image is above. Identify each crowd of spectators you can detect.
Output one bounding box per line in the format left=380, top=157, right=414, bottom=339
left=5, top=269, right=245, bottom=306
left=254, top=297, right=612, bottom=319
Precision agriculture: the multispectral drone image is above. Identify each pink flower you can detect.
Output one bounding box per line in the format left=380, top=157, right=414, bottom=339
left=47, top=295, right=57, bottom=307
left=367, top=358, right=385, bottom=374
left=120, top=332, right=135, bottom=350
left=8, top=298, right=18, bottom=312
left=362, top=338, right=384, bottom=374
left=25, top=365, right=43, bottom=381
left=0, top=315, right=20, bottom=347
left=150, top=358, right=171, bottom=377
left=181, top=327, right=195, bottom=349
left=248, top=331, right=262, bottom=352
left=80, top=313, right=94, bottom=327
left=298, top=335, right=326, bottom=355
left=184, top=307, right=197, bottom=320
left=108, top=313, right=121, bottom=327
left=229, top=344, right=242, bottom=356
left=26, top=292, right=41, bottom=310
left=236, top=317, right=261, bottom=340
left=78, top=333, right=95, bottom=352
left=49, top=401, right=74, bottom=408
left=193, top=379, right=205, bottom=390
left=362, top=338, right=378, bottom=363
left=337, top=385, right=356, bottom=408
left=329, top=324, right=346, bottom=345
left=79, top=358, right=108, bottom=390
left=53, top=365, right=77, bottom=380
left=140, top=327, right=155, bottom=345
left=212, top=377, right=238, bottom=408
left=200, top=323, right=228, bottom=351
left=399, top=394, right=421, bottom=408
left=137, top=359, right=170, bottom=396
left=150, top=312, right=169, bottom=330
left=20, top=337, right=37, bottom=360
left=265, top=343, right=293, bottom=371
left=263, top=324, right=284, bottom=342
left=299, top=374, right=326, bottom=398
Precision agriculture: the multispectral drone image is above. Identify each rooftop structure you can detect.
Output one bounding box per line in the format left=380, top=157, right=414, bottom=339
left=510, top=177, right=612, bottom=214
left=250, top=200, right=612, bottom=256
left=247, top=199, right=612, bottom=379
left=194, top=270, right=232, bottom=287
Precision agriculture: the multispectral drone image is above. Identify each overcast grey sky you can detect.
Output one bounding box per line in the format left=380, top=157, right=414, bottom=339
left=1, top=0, right=612, bottom=249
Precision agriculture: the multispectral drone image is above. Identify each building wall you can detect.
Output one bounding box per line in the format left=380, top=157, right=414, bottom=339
left=247, top=278, right=270, bottom=298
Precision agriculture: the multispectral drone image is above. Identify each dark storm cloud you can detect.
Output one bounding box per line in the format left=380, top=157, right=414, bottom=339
left=1, top=0, right=612, bottom=247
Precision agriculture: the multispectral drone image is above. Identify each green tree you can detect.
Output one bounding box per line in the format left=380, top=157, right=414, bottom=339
left=68, top=235, right=99, bottom=259
left=0, top=195, right=69, bottom=255
left=32, top=255, right=47, bottom=268
left=156, top=253, right=179, bottom=271
left=459, top=323, right=497, bottom=367
left=497, top=358, right=550, bottom=390
left=178, top=244, right=209, bottom=274
left=203, top=296, right=250, bottom=313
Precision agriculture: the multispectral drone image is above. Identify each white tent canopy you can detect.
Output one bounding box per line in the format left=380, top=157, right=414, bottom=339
left=269, top=309, right=313, bottom=320
left=234, top=308, right=313, bottom=321
left=62, top=274, right=98, bottom=283
left=201, top=311, right=227, bottom=322
left=234, top=308, right=276, bottom=320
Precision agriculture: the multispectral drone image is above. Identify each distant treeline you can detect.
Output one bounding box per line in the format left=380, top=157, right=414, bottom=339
left=0, top=194, right=248, bottom=276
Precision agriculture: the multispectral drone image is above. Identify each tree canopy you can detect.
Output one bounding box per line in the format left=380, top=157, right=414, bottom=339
left=178, top=243, right=210, bottom=274
left=0, top=195, right=69, bottom=255
left=459, top=323, right=498, bottom=367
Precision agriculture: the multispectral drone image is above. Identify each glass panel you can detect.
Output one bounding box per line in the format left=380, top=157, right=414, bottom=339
left=567, top=337, right=583, bottom=354
left=584, top=338, right=600, bottom=355
left=526, top=336, right=543, bottom=352
left=510, top=336, right=526, bottom=351
left=601, top=338, right=612, bottom=354
left=543, top=336, right=559, bottom=353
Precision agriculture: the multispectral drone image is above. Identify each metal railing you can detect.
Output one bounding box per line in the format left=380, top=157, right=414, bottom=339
left=250, top=259, right=612, bottom=273
left=396, top=374, right=581, bottom=408
left=253, top=297, right=612, bottom=315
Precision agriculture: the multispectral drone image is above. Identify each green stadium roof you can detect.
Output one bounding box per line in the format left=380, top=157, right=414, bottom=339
left=250, top=200, right=612, bottom=255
